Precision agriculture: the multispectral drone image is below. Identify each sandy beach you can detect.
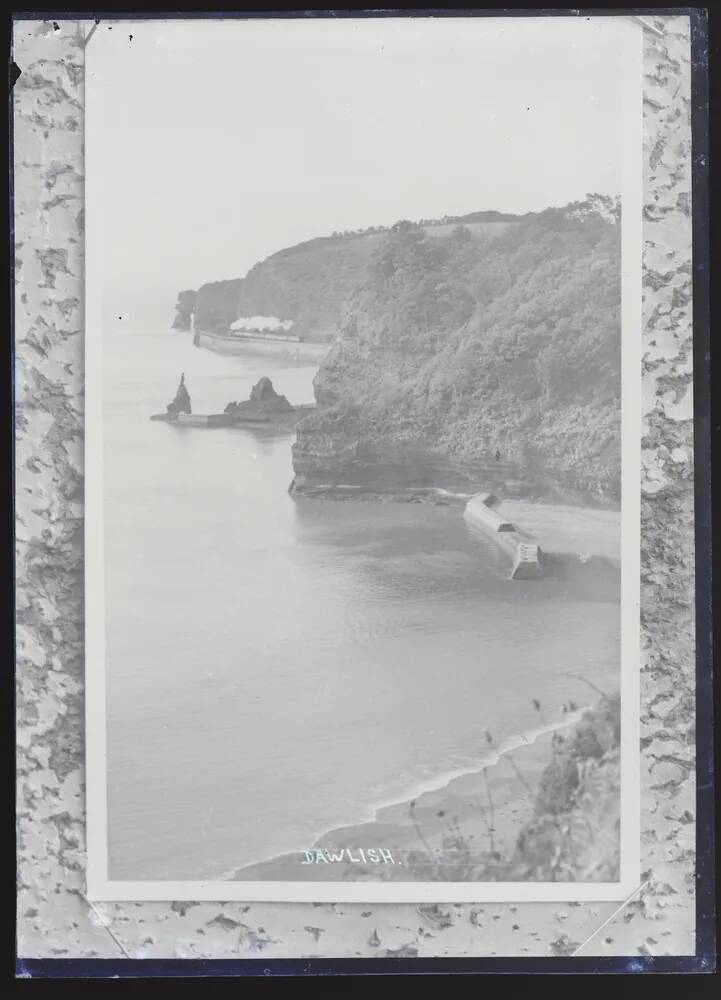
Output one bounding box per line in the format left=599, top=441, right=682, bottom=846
left=231, top=711, right=589, bottom=883
left=499, top=500, right=621, bottom=565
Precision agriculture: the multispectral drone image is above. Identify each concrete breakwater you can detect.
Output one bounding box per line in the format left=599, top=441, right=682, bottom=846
left=463, top=492, right=543, bottom=580
left=463, top=493, right=621, bottom=593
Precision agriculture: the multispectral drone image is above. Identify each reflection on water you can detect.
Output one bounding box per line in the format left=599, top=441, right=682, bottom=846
left=103, top=326, right=620, bottom=880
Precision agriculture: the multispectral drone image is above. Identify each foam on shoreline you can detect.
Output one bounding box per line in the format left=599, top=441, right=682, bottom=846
left=222, top=707, right=590, bottom=881
left=368, top=707, right=587, bottom=822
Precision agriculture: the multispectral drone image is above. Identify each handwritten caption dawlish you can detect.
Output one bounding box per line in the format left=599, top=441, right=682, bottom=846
left=302, top=848, right=398, bottom=865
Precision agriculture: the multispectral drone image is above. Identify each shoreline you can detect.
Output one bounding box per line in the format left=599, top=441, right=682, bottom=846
left=290, top=484, right=622, bottom=572
left=289, top=455, right=621, bottom=512
left=290, top=481, right=621, bottom=517
left=226, top=709, right=590, bottom=882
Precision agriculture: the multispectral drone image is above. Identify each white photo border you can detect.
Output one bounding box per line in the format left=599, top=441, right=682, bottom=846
left=83, top=14, right=643, bottom=904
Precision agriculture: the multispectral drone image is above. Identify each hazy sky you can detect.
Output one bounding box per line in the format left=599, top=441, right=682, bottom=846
left=89, top=16, right=630, bottom=299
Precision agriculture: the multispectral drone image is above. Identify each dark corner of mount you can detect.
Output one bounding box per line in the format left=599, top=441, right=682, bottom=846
left=9, top=61, right=21, bottom=93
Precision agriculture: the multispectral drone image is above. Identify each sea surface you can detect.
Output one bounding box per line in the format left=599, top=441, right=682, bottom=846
left=103, top=321, right=621, bottom=880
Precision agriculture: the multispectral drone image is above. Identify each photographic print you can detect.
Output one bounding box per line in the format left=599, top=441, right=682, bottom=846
left=82, top=15, right=644, bottom=902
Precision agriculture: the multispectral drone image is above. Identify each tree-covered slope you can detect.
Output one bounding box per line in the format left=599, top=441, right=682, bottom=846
left=185, top=234, right=385, bottom=338
left=175, top=212, right=528, bottom=340
left=292, top=200, right=621, bottom=502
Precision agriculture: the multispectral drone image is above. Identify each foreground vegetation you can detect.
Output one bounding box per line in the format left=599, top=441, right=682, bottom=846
left=406, top=692, right=621, bottom=883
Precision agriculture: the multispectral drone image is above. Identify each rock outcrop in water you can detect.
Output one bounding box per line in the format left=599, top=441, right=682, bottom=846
left=224, top=376, right=294, bottom=419
left=166, top=373, right=192, bottom=415
left=171, top=290, right=196, bottom=331
left=249, top=376, right=284, bottom=404
left=292, top=199, right=621, bottom=503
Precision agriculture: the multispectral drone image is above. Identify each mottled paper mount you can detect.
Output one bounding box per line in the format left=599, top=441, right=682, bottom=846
left=14, top=14, right=702, bottom=961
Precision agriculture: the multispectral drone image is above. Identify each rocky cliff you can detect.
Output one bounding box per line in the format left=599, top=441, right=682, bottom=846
left=192, top=278, right=244, bottom=333
left=184, top=232, right=387, bottom=338
left=291, top=198, right=621, bottom=503
left=171, top=289, right=197, bottom=330
left=231, top=233, right=387, bottom=341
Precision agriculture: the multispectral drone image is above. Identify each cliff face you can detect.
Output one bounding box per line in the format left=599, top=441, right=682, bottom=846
left=171, top=289, right=197, bottom=330
left=292, top=201, right=621, bottom=503
left=189, top=232, right=387, bottom=337
left=193, top=278, right=244, bottom=333
left=233, top=233, right=387, bottom=341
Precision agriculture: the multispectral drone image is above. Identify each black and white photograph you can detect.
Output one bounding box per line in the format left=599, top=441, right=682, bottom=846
left=15, top=6, right=712, bottom=968
left=81, top=15, right=644, bottom=902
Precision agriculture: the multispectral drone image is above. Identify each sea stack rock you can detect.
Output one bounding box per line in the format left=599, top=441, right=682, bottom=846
left=166, top=373, right=192, bottom=415
left=224, top=377, right=294, bottom=420
left=172, top=290, right=197, bottom=331
left=248, top=377, right=293, bottom=412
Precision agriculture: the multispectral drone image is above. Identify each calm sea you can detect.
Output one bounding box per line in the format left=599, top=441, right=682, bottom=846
left=103, top=321, right=620, bottom=880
